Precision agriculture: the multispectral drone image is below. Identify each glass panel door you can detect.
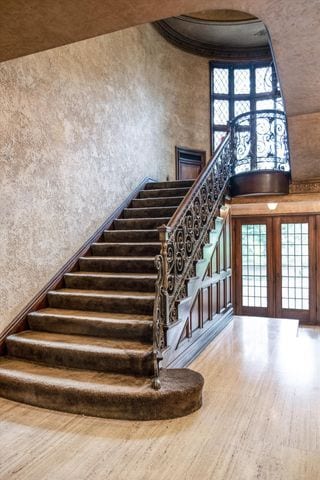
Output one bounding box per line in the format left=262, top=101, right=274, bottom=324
left=281, top=223, right=309, bottom=311
left=234, top=215, right=316, bottom=323
left=274, top=216, right=315, bottom=322
left=234, top=218, right=273, bottom=317
left=241, top=224, right=268, bottom=308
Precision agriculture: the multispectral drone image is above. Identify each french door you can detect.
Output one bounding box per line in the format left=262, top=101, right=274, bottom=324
left=233, top=215, right=317, bottom=323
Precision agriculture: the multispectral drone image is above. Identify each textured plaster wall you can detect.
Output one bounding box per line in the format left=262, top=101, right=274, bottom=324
left=288, top=113, right=320, bottom=181
left=0, top=24, right=209, bottom=333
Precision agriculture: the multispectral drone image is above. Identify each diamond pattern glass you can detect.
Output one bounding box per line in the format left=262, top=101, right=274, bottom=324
left=234, top=100, right=251, bottom=118
left=234, top=69, right=250, bottom=94
left=213, top=68, right=229, bottom=94
left=256, top=66, right=273, bottom=93
left=281, top=223, right=309, bottom=310
left=213, top=100, right=229, bottom=125
left=242, top=224, right=268, bottom=308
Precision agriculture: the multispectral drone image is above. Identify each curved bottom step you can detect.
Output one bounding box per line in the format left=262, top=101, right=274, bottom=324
left=0, top=358, right=204, bottom=420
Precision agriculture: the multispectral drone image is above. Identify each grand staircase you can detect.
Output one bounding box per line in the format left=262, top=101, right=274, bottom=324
left=0, top=180, right=204, bottom=420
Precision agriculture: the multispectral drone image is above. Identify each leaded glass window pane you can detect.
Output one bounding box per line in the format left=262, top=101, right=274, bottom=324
left=234, top=69, right=250, bottom=94
left=256, top=66, right=273, bottom=93
left=213, top=99, right=229, bottom=125
left=213, top=68, right=229, bottom=94
left=234, top=100, right=251, bottom=118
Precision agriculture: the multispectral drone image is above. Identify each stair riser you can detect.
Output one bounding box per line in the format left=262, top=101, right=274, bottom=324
left=28, top=315, right=152, bottom=342
left=145, top=181, right=193, bottom=190
left=64, top=274, right=155, bottom=292
left=104, top=230, right=159, bottom=242
left=123, top=207, right=177, bottom=219
left=139, top=188, right=189, bottom=199
left=131, top=197, right=184, bottom=208
left=113, top=218, right=170, bottom=230
left=79, top=258, right=156, bottom=274
left=6, top=339, right=153, bottom=376
left=90, top=243, right=160, bottom=256
left=47, top=293, right=154, bottom=315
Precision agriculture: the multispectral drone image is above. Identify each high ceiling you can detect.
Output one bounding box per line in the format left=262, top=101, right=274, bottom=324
left=0, top=0, right=319, bottom=117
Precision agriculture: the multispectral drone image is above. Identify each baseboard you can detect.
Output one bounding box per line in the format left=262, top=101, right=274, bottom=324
left=167, top=307, right=233, bottom=368
left=0, top=176, right=156, bottom=354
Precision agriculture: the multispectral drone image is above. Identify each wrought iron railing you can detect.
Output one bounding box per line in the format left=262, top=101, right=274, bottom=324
left=230, top=109, right=290, bottom=176
left=151, top=135, right=233, bottom=388
left=151, top=108, right=290, bottom=389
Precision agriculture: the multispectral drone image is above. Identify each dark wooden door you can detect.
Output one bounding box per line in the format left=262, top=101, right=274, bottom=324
left=233, top=215, right=316, bottom=324
left=175, top=146, right=205, bottom=180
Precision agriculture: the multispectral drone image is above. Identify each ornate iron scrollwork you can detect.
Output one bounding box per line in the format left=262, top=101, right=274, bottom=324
left=230, top=109, right=290, bottom=175
left=151, top=136, right=234, bottom=388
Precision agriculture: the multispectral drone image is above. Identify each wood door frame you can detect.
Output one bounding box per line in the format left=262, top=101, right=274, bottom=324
left=273, top=215, right=316, bottom=323
left=175, top=146, right=206, bottom=180
left=232, top=213, right=318, bottom=324
left=233, top=217, right=274, bottom=317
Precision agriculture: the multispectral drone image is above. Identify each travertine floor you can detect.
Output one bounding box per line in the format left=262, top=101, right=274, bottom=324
left=0, top=316, right=319, bottom=480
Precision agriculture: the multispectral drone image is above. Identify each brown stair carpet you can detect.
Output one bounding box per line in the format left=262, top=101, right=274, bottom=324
left=0, top=180, right=204, bottom=420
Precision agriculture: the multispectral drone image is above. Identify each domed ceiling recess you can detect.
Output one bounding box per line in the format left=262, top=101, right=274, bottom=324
left=154, top=9, right=271, bottom=60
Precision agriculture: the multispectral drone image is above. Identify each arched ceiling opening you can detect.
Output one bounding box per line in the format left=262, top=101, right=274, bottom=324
left=154, top=10, right=270, bottom=60
left=186, top=10, right=257, bottom=22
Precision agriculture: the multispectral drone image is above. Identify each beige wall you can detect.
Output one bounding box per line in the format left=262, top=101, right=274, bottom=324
left=288, top=113, right=320, bottom=181
left=0, top=24, right=210, bottom=334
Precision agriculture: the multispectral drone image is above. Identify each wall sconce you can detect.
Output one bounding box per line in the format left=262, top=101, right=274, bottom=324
left=267, top=202, right=278, bottom=211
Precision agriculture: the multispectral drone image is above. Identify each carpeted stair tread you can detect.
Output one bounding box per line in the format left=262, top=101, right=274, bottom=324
left=122, top=206, right=178, bottom=219
left=90, top=242, right=160, bottom=257
left=104, top=229, right=159, bottom=242
left=47, top=289, right=154, bottom=315
left=92, top=242, right=160, bottom=247
left=28, top=308, right=153, bottom=322
left=50, top=288, right=155, bottom=297
left=113, top=217, right=171, bottom=230
left=64, top=272, right=156, bottom=292
left=78, top=257, right=156, bottom=274
left=6, top=331, right=153, bottom=375
left=7, top=330, right=152, bottom=351
left=145, top=180, right=194, bottom=190
left=65, top=272, right=157, bottom=280
left=0, top=358, right=204, bottom=420
left=132, top=196, right=184, bottom=208
left=138, top=187, right=190, bottom=198
left=28, top=308, right=153, bottom=340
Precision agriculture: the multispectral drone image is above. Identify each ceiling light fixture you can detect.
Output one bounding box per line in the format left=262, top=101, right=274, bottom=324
left=267, top=202, right=278, bottom=211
